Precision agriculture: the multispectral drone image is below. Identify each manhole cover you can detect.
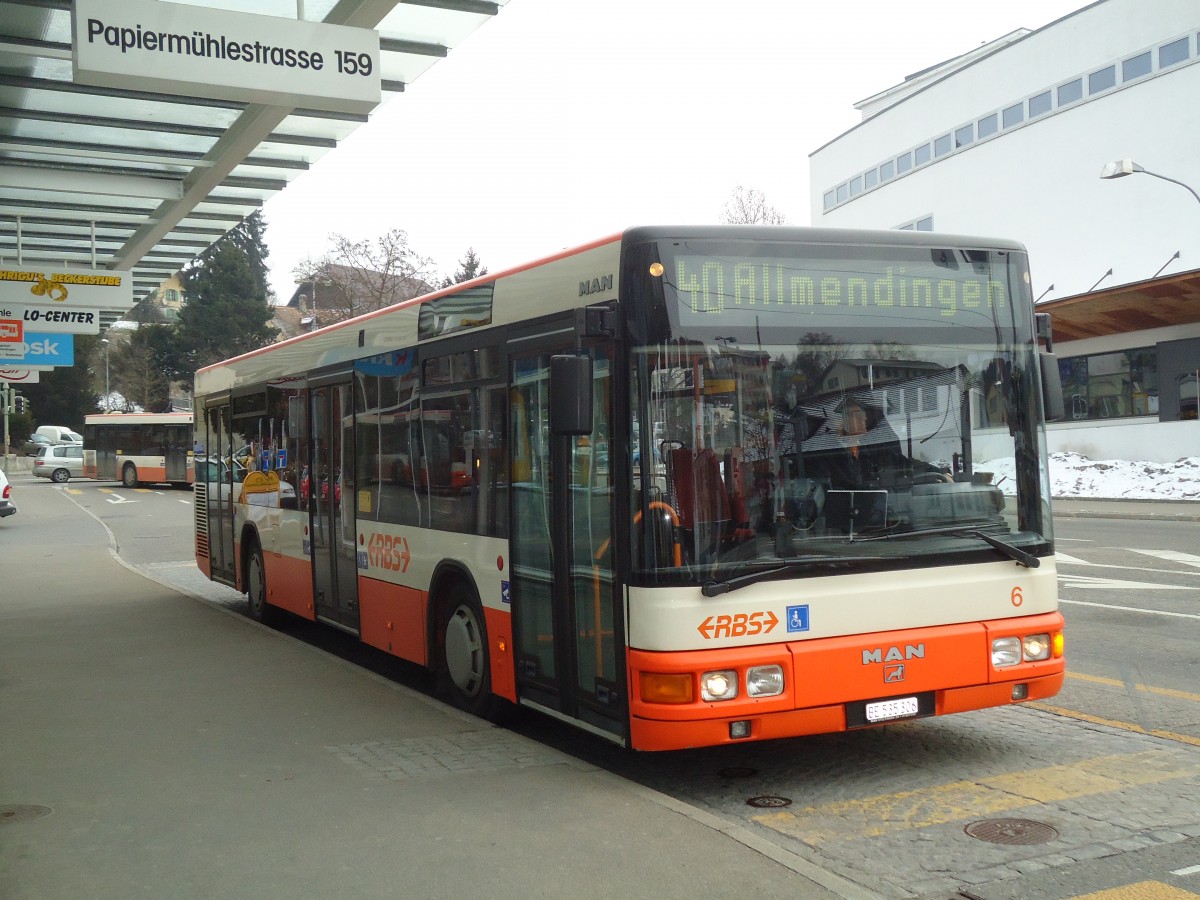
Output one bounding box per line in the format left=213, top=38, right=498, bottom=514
left=964, top=818, right=1058, bottom=845
left=718, top=766, right=758, bottom=779
left=746, top=795, right=792, bottom=809
left=0, top=805, right=53, bottom=824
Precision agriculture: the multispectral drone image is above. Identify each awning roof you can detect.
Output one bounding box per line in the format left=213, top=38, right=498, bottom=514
left=0, top=0, right=503, bottom=327
left=1037, top=268, right=1200, bottom=343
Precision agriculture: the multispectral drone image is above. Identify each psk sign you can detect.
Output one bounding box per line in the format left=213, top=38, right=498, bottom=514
left=786, top=604, right=810, bottom=633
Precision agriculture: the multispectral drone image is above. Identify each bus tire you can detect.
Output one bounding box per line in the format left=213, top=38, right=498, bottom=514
left=121, top=463, right=139, bottom=488
left=246, top=541, right=278, bottom=626
left=438, top=583, right=502, bottom=720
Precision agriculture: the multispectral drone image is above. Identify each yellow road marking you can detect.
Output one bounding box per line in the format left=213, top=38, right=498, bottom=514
left=1072, top=882, right=1200, bottom=899
left=1068, top=671, right=1200, bottom=704
left=1028, top=702, right=1200, bottom=748
left=752, top=750, right=1200, bottom=845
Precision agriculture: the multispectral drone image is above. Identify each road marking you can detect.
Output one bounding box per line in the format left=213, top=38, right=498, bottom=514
left=1028, top=702, right=1200, bottom=748
left=1067, top=671, right=1200, bottom=704
left=1057, top=554, right=1198, bottom=577
left=1172, top=864, right=1200, bottom=876
left=1060, top=598, right=1200, bottom=620
left=751, top=750, right=1200, bottom=844
left=1059, top=574, right=1194, bottom=591
left=1071, top=882, right=1200, bottom=898
left=1132, top=549, right=1200, bottom=569
left=104, top=495, right=136, bottom=505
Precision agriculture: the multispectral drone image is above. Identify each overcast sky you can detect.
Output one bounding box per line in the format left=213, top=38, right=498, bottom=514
left=261, top=0, right=1090, bottom=303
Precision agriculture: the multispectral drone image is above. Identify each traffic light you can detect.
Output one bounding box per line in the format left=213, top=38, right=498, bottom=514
left=14, top=394, right=28, bottom=414
left=0, top=383, right=9, bottom=414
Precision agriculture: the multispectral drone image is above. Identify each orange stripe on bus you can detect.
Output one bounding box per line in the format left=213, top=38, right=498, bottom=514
left=262, top=552, right=316, bottom=620
left=359, top=578, right=427, bottom=665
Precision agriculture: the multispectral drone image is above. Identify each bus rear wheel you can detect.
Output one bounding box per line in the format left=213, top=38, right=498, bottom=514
left=439, top=584, right=502, bottom=720
left=121, top=463, right=139, bottom=488
left=246, top=542, right=278, bottom=626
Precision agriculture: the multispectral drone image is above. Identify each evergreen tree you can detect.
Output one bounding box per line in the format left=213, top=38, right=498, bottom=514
left=177, top=215, right=278, bottom=373
left=441, top=247, right=489, bottom=287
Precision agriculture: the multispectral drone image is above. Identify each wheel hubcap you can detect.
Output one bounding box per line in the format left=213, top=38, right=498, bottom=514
left=445, top=606, right=483, bottom=697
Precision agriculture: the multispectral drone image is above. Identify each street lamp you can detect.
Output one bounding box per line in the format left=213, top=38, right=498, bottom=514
left=1100, top=159, right=1200, bottom=206
left=100, top=337, right=110, bottom=411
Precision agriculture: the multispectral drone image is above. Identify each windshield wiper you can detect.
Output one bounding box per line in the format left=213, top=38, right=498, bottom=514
left=702, top=555, right=887, bottom=596
left=856, top=525, right=1040, bottom=568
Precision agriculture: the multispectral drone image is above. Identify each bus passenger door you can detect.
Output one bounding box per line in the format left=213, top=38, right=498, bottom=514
left=165, top=423, right=189, bottom=484
left=309, top=383, right=360, bottom=631
left=202, top=403, right=237, bottom=586
left=509, top=343, right=624, bottom=741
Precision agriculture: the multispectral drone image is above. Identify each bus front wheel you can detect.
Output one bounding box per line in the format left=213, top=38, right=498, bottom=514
left=439, top=584, right=501, bottom=720
left=121, top=463, right=139, bottom=488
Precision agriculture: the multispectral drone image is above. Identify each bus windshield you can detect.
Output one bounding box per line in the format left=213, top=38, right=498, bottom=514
left=628, top=238, right=1053, bottom=581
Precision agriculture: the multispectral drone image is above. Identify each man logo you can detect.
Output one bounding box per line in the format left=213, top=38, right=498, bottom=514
left=884, top=664, right=905, bottom=683
left=579, top=274, right=613, bottom=296
left=862, top=643, right=925, bottom=665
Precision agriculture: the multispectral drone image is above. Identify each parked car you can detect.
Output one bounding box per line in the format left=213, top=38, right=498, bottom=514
left=34, top=425, right=83, bottom=445
left=20, top=433, right=60, bottom=456
left=0, top=468, right=15, bottom=518
left=32, top=444, right=85, bottom=483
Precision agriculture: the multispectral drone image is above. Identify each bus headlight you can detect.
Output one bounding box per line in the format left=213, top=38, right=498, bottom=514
left=700, top=670, right=738, bottom=701
left=746, top=665, right=784, bottom=697
left=1022, top=634, right=1051, bottom=661
left=991, top=637, right=1021, bottom=668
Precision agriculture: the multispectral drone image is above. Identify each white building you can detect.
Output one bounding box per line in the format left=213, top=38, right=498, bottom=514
left=810, top=0, right=1199, bottom=462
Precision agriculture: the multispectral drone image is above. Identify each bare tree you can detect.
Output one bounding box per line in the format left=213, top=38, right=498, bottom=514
left=293, top=229, right=436, bottom=326
left=720, top=186, right=788, bottom=225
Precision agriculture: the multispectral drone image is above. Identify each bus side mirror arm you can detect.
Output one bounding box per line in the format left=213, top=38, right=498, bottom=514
left=1040, top=351, right=1065, bottom=422
left=550, top=354, right=593, bottom=436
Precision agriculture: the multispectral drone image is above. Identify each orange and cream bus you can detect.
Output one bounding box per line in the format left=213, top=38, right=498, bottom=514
left=192, top=225, right=1066, bottom=751
left=83, top=411, right=195, bottom=488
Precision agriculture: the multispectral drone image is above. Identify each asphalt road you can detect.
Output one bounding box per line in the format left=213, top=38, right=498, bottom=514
left=8, top=473, right=1200, bottom=900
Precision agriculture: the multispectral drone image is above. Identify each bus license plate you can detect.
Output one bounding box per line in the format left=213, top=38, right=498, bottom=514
left=865, top=696, right=919, bottom=723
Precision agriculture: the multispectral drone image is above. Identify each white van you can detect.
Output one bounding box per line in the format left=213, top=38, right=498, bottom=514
left=34, top=425, right=83, bottom=445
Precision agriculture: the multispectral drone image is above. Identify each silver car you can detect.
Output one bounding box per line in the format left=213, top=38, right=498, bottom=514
left=33, top=444, right=85, bottom=483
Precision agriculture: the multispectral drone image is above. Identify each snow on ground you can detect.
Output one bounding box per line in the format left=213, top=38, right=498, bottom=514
left=981, top=452, right=1200, bottom=501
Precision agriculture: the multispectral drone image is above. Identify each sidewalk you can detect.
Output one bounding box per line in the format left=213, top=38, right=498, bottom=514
left=0, top=474, right=855, bottom=900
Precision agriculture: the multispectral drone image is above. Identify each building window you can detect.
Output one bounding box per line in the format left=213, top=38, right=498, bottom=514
left=836, top=183, right=849, bottom=203
left=1028, top=90, right=1052, bottom=118
left=864, top=168, right=879, bottom=190
left=1002, top=103, right=1024, bottom=128
left=933, top=134, right=952, bottom=157
left=1057, top=78, right=1083, bottom=106
left=1159, top=36, right=1189, bottom=68
left=879, top=159, right=895, bottom=181
left=914, top=143, right=931, bottom=166
left=977, top=113, right=998, bottom=139
left=1058, top=347, right=1158, bottom=421
left=1089, top=64, right=1116, bottom=94
left=916, top=216, right=933, bottom=231
left=849, top=175, right=863, bottom=197
left=955, top=124, right=974, bottom=148
left=1122, top=50, right=1152, bottom=81
left=824, top=190, right=836, bottom=210
left=895, top=152, right=913, bottom=175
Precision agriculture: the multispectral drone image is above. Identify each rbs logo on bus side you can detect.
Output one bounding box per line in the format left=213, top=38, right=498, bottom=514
left=366, top=533, right=410, bottom=573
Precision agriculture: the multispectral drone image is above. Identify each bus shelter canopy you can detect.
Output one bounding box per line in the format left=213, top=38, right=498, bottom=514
left=0, top=0, right=504, bottom=327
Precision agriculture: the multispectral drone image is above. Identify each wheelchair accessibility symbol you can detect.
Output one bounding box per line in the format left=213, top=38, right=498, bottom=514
left=786, top=604, right=810, bottom=633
